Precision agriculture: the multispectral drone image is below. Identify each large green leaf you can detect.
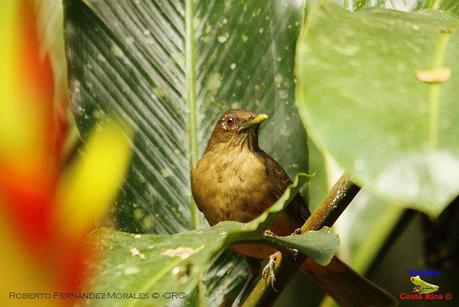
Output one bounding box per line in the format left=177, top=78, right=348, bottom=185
left=305, top=0, right=459, bottom=291
left=302, top=3, right=450, bottom=307
left=88, top=174, right=339, bottom=306
left=296, top=1, right=459, bottom=216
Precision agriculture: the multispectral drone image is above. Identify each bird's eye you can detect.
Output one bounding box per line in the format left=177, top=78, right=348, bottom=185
left=226, top=117, right=235, bottom=127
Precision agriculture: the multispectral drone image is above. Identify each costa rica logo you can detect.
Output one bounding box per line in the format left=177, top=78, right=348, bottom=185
left=399, top=269, right=453, bottom=301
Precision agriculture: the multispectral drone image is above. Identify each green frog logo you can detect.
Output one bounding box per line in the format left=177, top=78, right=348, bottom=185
left=410, top=275, right=439, bottom=294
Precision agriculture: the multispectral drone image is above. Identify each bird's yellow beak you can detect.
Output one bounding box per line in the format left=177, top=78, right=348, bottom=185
left=244, top=114, right=268, bottom=127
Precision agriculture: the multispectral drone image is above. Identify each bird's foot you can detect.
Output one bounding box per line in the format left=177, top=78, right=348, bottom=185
left=263, top=229, right=276, bottom=237
left=293, top=228, right=302, bottom=235
left=262, top=253, right=279, bottom=291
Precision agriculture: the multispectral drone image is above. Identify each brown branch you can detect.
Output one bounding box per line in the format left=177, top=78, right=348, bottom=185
left=242, top=175, right=360, bottom=307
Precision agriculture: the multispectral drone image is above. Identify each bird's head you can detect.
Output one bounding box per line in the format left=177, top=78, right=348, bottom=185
left=206, top=109, right=268, bottom=152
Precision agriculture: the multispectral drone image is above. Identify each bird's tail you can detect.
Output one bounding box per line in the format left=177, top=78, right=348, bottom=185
left=302, top=256, right=398, bottom=306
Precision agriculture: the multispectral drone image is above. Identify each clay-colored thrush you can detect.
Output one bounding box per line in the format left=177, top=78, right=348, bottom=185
left=191, top=110, right=396, bottom=306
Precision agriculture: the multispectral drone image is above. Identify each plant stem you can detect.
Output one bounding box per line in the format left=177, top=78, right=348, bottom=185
left=242, top=175, right=360, bottom=307
left=185, top=0, right=200, bottom=230
left=302, top=175, right=360, bottom=231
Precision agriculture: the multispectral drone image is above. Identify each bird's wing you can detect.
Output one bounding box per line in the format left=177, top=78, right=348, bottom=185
left=259, top=151, right=310, bottom=224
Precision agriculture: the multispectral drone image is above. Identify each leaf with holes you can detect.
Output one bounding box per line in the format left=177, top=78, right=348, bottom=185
left=296, top=2, right=459, bottom=216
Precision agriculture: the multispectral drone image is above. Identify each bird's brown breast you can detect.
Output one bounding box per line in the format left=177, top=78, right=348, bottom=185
left=191, top=133, right=308, bottom=259
left=191, top=144, right=275, bottom=226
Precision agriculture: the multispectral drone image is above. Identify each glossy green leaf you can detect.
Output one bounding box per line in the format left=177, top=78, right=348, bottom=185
left=302, top=3, right=456, bottom=307
left=89, top=174, right=313, bottom=306
left=303, top=2, right=459, bottom=307
left=296, top=1, right=459, bottom=216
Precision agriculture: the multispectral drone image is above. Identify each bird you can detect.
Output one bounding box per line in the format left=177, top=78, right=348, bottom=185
left=191, top=109, right=397, bottom=306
